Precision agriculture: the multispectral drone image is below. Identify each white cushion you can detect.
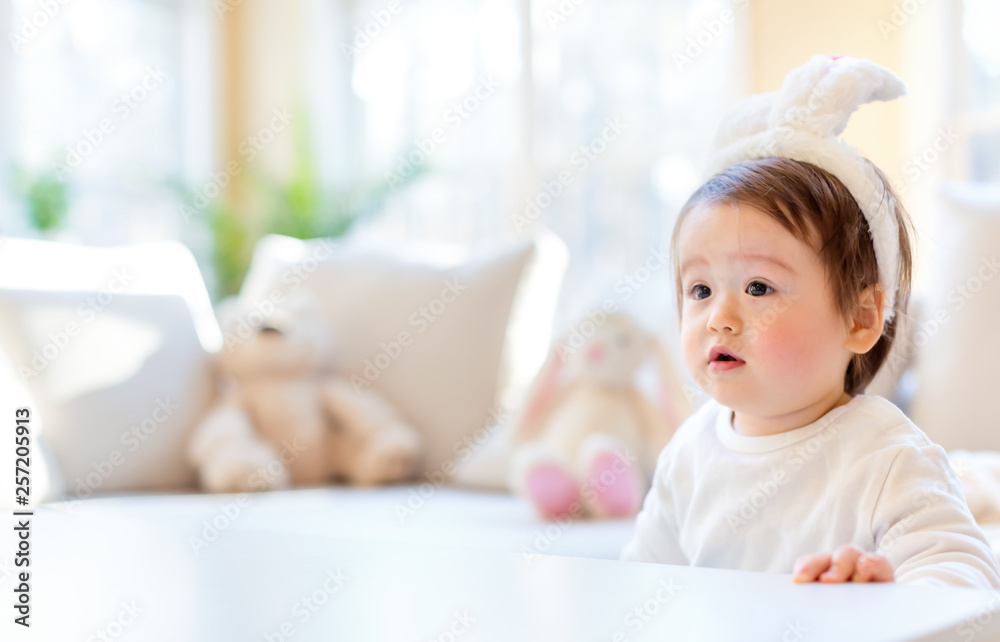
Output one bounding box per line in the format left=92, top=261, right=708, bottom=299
left=237, top=232, right=568, bottom=478
left=0, top=238, right=221, bottom=351
left=908, top=183, right=1000, bottom=450
left=0, top=239, right=220, bottom=494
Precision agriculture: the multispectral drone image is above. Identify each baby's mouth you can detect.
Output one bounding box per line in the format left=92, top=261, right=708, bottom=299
left=709, top=354, right=746, bottom=371
left=708, top=346, right=746, bottom=369
left=709, top=346, right=745, bottom=363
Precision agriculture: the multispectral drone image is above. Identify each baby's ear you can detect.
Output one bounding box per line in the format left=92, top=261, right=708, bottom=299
left=846, top=285, right=885, bottom=355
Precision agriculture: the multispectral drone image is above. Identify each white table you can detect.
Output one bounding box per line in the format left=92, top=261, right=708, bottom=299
left=5, top=506, right=1000, bottom=641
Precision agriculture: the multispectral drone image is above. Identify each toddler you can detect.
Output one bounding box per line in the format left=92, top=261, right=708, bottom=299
left=620, top=55, right=1000, bottom=588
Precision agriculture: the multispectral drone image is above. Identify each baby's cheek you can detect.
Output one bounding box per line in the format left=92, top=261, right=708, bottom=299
left=679, top=323, right=703, bottom=378
left=753, top=315, right=825, bottom=380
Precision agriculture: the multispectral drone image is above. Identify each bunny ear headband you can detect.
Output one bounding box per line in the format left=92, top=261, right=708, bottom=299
left=702, top=54, right=907, bottom=324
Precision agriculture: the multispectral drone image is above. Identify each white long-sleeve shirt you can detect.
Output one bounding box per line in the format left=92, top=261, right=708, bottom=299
left=620, top=394, right=1000, bottom=588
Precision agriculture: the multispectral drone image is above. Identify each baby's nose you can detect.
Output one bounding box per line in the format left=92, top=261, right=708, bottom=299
left=707, top=298, right=742, bottom=334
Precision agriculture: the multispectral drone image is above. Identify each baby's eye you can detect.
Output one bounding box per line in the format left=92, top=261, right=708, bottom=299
left=690, top=284, right=710, bottom=300
left=746, top=281, right=773, bottom=297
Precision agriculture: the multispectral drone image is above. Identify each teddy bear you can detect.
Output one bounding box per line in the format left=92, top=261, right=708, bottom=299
left=188, top=293, right=423, bottom=493
left=508, top=312, right=692, bottom=520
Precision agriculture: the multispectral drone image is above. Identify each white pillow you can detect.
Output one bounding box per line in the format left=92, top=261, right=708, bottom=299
left=237, top=231, right=568, bottom=478
left=0, top=238, right=221, bottom=495
left=907, top=183, right=1000, bottom=450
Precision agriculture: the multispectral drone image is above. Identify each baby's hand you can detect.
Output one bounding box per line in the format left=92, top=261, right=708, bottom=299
left=792, top=545, right=895, bottom=583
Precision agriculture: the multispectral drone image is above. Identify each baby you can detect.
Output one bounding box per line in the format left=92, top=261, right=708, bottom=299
left=620, top=55, right=1000, bottom=588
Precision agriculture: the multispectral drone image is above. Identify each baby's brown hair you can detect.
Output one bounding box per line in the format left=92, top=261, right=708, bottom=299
left=670, top=157, right=914, bottom=396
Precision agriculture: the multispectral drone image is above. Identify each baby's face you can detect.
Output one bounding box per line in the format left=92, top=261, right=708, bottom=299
left=676, top=202, right=853, bottom=421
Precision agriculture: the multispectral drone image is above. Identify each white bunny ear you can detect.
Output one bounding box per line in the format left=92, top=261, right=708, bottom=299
left=709, top=91, right=777, bottom=153
left=770, top=54, right=907, bottom=138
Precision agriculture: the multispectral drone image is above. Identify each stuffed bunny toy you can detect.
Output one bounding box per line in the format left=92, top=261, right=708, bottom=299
left=508, top=312, right=692, bottom=520
left=188, top=293, right=423, bottom=492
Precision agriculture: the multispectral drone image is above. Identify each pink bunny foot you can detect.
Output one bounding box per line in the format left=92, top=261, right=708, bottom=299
left=524, top=462, right=581, bottom=520
left=587, top=451, right=641, bottom=518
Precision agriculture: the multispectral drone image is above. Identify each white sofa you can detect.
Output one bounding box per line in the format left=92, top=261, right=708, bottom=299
left=0, top=231, right=643, bottom=570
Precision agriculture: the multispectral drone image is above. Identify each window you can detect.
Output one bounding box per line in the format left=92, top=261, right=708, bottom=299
left=316, top=0, right=747, bottom=329
left=953, top=0, right=1000, bottom=182
left=1, top=0, right=215, bottom=244
left=2, top=0, right=744, bottom=326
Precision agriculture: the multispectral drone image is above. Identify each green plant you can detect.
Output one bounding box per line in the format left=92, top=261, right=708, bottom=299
left=10, top=168, right=69, bottom=232
left=207, top=200, right=257, bottom=302
left=255, top=108, right=416, bottom=242
left=181, top=111, right=426, bottom=300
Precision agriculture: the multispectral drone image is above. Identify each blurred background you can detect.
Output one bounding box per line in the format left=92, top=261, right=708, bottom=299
left=5, top=7, right=1000, bottom=619
left=0, top=0, right=996, bottom=328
